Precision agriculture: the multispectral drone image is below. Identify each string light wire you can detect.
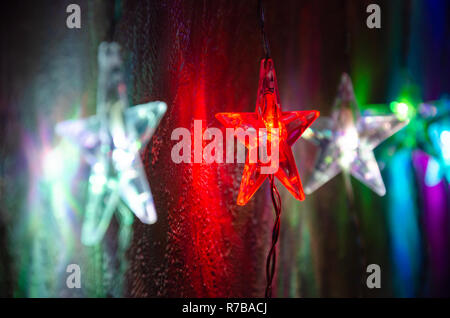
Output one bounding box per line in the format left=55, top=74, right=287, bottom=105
left=265, top=175, right=282, bottom=298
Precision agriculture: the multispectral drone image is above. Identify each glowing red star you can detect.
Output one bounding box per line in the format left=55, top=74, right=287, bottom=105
left=216, top=59, right=319, bottom=205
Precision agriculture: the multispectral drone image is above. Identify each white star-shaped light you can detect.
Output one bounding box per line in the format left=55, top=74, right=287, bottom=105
left=303, top=73, right=408, bottom=196
left=56, top=42, right=166, bottom=245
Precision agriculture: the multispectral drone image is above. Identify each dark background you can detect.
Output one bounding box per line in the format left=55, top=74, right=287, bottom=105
left=0, top=0, right=449, bottom=297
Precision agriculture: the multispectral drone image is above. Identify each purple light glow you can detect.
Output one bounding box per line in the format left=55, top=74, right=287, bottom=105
left=412, top=150, right=450, bottom=296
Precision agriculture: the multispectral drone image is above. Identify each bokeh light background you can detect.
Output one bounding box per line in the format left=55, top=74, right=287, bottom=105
left=0, top=0, right=449, bottom=297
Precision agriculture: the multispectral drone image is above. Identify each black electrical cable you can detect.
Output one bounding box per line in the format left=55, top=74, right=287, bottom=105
left=257, top=0, right=281, bottom=298
left=265, top=175, right=282, bottom=298
left=343, top=173, right=368, bottom=298
left=258, top=0, right=271, bottom=59
left=343, top=0, right=352, bottom=74
left=107, top=0, right=122, bottom=42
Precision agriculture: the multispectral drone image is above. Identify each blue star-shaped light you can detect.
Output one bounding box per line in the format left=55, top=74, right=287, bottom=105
left=425, top=114, right=450, bottom=185
left=303, top=73, right=408, bottom=196
left=56, top=42, right=166, bottom=245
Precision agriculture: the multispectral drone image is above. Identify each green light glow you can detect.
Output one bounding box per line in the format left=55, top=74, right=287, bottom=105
left=390, top=101, right=416, bottom=121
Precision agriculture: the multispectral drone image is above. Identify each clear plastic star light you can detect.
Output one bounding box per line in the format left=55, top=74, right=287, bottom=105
left=56, top=42, right=167, bottom=245
left=303, top=73, right=408, bottom=196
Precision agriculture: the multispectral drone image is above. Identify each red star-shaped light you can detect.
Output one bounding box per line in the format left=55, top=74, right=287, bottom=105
left=216, top=59, right=319, bottom=205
